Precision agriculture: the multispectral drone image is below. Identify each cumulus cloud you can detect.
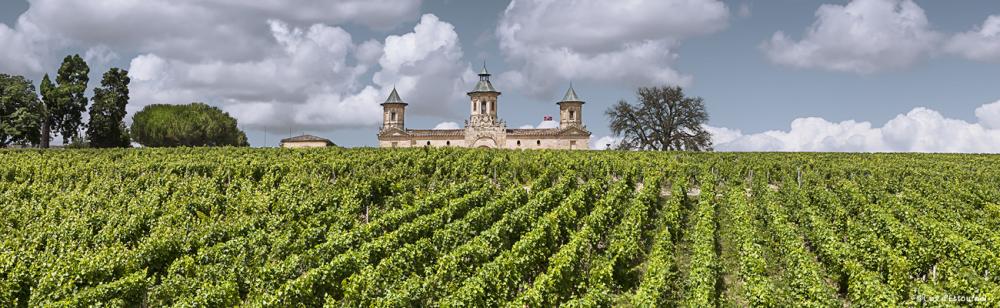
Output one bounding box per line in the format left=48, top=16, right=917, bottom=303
left=127, top=14, right=472, bottom=130
left=946, top=15, right=1000, bottom=62
left=0, top=0, right=459, bottom=132
left=762, top=0, right=941, bottom=74
left=496, top=0, right=728, bottom=96
left=518, top=119, right=559, bottom=129
left=590, top=135, right=622, bottom=150
left=433, top=121, right=461, bottom=130
left=373, top=14, right=475, bottom=117
left=0, top=18, right=53, bottom=76
left=0, top=0, right=423, bottom=77
left=709, top=100, right=1000, bottom=153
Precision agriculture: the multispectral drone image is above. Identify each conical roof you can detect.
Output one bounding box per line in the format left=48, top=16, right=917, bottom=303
left=471, top=79, right=498, bottom=92
left=559, top=84, right=584, bottom=104
left=382, top=87, right=407, bottom=106
left=469, top=64, right=499, bottom=93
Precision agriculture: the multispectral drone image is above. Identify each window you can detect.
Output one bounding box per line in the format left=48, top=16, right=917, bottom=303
left=516, top=140, right=521, bottom=146
left=391, top=111, right=397, bottom=121
left=480, top=101, right=486, bottom=113
left=570, top=140, right=577, bottom=149
left=490, top=101, right=495, bottom=112
left=446, top=141, right=451, bottom=146
left=569, top=110, right=575, bottom=121
left=536, top=140, right=541, bottom=146
left=426, top=141, right=431, bottom=146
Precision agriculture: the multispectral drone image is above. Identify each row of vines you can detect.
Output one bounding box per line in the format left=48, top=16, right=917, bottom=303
left=1, top=148, right=998, bottom=306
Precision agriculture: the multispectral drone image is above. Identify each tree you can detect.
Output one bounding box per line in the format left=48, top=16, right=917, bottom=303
left=39, top=74, right=54, bottom=148
left=0, top=74, right=43, bottom=147
left=605, top=85, right=713, bottom=151
left=87, top=68, right=131, bottom=148
left=49, top=55, right=90, bottom=144
left=130, top=103, right=249, bottom=147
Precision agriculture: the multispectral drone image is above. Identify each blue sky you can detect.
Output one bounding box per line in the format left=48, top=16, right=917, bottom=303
left=3, top=0, right=1000, bottom=151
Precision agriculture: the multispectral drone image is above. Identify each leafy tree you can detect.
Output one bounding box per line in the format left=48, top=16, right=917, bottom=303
left=131, top=103, right=249, bottom=147
left=0, top=74, right=43, bottom=147
left=50, top=54, right=90, bottom=144
left=87, top=68, right=132, bottom=148
left=39, top=74, right=54, bottom=148
left=605, top=85, right=712, bottom=151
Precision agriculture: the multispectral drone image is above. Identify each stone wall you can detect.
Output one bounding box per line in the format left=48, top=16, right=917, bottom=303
left=380, top=136, right=588, bottom=150
left=281, top=141, right=330, bottom=148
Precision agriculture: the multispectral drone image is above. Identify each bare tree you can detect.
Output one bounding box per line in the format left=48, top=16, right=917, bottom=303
left=605, top=86, right=712, bottom=151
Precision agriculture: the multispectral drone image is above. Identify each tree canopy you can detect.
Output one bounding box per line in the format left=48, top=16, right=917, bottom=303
left=0, top=74, right=43, bottom=147
left=87, top=68, right=131, bottom=148
left=43, top=55, right=90, bottom=145
left=605, top=86, right=713, bottom=151
left=131, top=103, right=249, bottom=147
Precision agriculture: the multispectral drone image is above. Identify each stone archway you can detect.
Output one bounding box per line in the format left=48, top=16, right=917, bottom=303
left=471, top=137, right=497, bottom=148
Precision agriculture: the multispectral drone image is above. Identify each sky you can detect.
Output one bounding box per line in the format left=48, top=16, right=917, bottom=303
left=3, top=0, right=1000, bottom=152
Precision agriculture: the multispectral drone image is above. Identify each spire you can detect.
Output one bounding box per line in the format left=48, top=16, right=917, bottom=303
left=560, top=83, right=583, bottom=103
left=470, top=63, right=499, bottom=93
left=479, top=61, right=489, bottom=76
left=382, top=87, right=407, bottom=106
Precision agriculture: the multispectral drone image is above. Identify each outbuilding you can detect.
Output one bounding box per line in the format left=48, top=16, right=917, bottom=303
left=280, top=135, right=336, bottom=148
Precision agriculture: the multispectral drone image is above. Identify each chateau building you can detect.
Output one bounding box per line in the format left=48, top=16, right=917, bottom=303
left=377, top=66, right=591, bottom=149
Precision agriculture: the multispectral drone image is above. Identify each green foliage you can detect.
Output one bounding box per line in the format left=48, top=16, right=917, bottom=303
left=130, top=103, right=249, bottom=147
left=49, top=54, right=91, bottom=144
left=39, top=74, right=54, bottom=148
left=0, top=74, right=43, bottom=147
left=0, top=149, right=998, bottom=306
left=87, top=68, right=132, bottom=148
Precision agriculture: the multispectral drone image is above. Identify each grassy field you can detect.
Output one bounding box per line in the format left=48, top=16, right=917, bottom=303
left=1, top=148, right=998, bottom=306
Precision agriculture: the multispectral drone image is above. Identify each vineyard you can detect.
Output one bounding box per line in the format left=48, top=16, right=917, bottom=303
left=1, top=148, right=998, bottom=307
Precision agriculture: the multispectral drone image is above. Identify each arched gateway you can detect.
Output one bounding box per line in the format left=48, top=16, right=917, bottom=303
left=377, top=64, right=591, bottom=150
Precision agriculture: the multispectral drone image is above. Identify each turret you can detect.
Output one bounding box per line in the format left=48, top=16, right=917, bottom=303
left=381, top=87, right=407, bottom=130
left=468, top=64, right=501, bottom=126
left=557, top=84, right=584, bottom=129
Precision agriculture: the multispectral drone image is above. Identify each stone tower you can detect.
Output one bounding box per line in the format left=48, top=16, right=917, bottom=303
left=381, top=87, right=407, bottom=130
left=558, top=84, right=584, bottom=129
left=467, top=64, right=501, bottom=127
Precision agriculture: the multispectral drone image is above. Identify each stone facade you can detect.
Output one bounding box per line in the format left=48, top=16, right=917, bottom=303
left=377, top=66, right=591, bottom=150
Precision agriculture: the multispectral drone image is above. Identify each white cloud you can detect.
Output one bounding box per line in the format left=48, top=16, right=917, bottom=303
left=518, top=119, right=559, bottom=129
left=83, top=44, right=119, bottom=68
left=433, top=121, right=461, bottom=130
left=590, top=135, right=622, bottom=150
left=976, top=101, right=1000, bottom=129
left=946, top=15, right=1000, bottom=63
left=373, top=14, right=475, bottom=118
left=709, top=100, right=1000, bottom=153
left=762, top=0, right=941, bottom=74
left=126, top=14, right=472, bottom=130
left=4, top=0, right=420, bottom=67
left=0, top=18, right=52, bottom=76
left=496, top=0, right=728, bottom=96
left=536, top=120, right=559, bottom=129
